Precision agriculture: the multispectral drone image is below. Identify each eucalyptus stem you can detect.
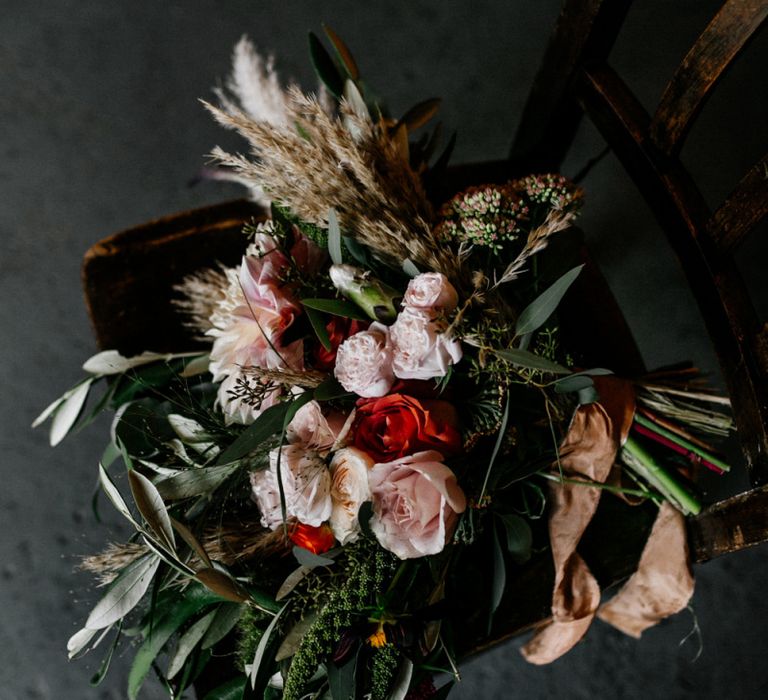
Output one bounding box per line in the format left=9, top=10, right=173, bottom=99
left=622, top=436, right=702, bottom=515
left=538, top=471, right=663, bottom=502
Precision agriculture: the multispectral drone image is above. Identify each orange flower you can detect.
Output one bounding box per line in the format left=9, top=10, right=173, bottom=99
left=289, top=522, right=335, bottom=554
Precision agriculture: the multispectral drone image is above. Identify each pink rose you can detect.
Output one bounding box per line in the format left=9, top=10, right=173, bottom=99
left=334, top=322, right=395, bottom=398
left=329, top=447, right=374, bottom=545
left=390, top=307, right=462, bottom=381
left=368, top=450, right=466, bottom=559
left=403, top=272, right=459, bottom=312
left=250, top=445, right=332, bottom=529
left=287, top=400, right=348, bottom=453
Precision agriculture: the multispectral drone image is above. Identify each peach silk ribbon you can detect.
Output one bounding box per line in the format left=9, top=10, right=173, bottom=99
left=521, top=377, right=694, bottom=664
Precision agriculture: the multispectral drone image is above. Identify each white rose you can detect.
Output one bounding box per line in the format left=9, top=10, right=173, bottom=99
left=390, top=307, right=462, bottom=380
left=403, top=272, right=459, bottom=312
left=250, top=445, right=332, bottom=529
left=286, top=400, right=347, bottom=454
left=334, top=322, right=395, bottom=398
left=329, top=447, right=374, bottom=545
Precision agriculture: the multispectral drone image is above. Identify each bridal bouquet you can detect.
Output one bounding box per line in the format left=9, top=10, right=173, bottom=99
left=37, top=28, right=732, bottom=700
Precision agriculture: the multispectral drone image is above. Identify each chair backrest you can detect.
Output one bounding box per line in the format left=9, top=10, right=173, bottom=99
left=508, top=0, right=768, bottom=559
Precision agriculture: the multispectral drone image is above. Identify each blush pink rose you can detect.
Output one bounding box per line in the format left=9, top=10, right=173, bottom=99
left=390, top=307, right=462, bottom=381
left=368, top=450, right=466, bottom=559
left=250, top=445, right=332, bottom=529
left=334, top=322, right=395, bottom=398
left=287, top=399, right=348, bottom=453
left=403, top=272, right=459, bottom=312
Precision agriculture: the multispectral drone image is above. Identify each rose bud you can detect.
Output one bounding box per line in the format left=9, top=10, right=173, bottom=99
left=329, top=264, right=402, bottom=323
left=403, top=272, right=459, bottom=313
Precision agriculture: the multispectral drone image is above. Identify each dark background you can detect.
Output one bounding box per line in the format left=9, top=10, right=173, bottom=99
left=2, top=1, right=767, bottom=698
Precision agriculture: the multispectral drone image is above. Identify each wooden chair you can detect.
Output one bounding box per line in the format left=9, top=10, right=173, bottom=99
left=81, top=0, right=768, bottom=686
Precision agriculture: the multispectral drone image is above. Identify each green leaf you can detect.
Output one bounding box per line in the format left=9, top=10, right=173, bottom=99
left=497, top=513, right=532, bottom=564
left=167, top=609, right=218, bottom=679
left=48, top=378, right=94, bottom=446
left=85, top=555, right=160, bottom=630
left=327, top=646, right=358, bottom=700
left=128, top=586, right=221, bottom=700
left=200, top=604, right=245, bottom=650
left=201, top=676, right=247, bottom=700
left=292, top=545, right=335, bottom=568
left=89, top=622, right=123, bottom=686
left=276, top=611, right=319, bottom=662
left=67, top=626, right=101, bottom=660
left=553, top=374, right=595, bottom=394
left=128, top=470, right=175, bottom=551
left=398, top=98, right=441, bottom=131
left=215, top=401, right=293, bottom=466
left=314, top=377, right=354, bottom=402
left=328, top=208, right=343, bottom=266
left=322, top=24, right=360, bottom=81
left=402, top=258, right=420, bottom=278
left=195, top=568, right=250, bottom=603
left=577, top=386, right=600, bottom=405
left=515, top=264, right=584, bottom=336
left=489, top=522, right=506, bottom=631
left=98, top=462, right=137, bottom=526
left=156, top=463, right=240, bottom=499
left=248, top=603, right=288, bottom=691
left=301, top=298, right=370, bottom=321
left=388, top=658, right=414, bottom=700
left=276, top=565, right=312, bottom=602
left=304, top=305, right=333, bottom=351
left=309, top=32, right=344, bottom=99
left=171, top=517, right=213, bottom=569
left=493, top=348, right=570, bottom=374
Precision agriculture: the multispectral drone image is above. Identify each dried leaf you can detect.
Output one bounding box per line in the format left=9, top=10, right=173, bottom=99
left=398, top=98, right=441, bottom=132
left=49, top=378, right=93, bottom=446
left=195, top=568, right=250, bottom=603
left=276, top=565, right=312, bottom=602
left=128, top=470, right=175, bottom=551
left=171, top=517, right=213, bottom=569
left=323, top=24, right=360, bottom=81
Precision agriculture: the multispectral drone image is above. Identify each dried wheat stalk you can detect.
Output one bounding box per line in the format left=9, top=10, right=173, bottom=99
left=79, top=542, right=148, bottom=586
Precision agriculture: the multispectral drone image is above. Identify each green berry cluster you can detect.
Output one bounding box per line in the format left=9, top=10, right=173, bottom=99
left=370, top=643, right=401, bottom=700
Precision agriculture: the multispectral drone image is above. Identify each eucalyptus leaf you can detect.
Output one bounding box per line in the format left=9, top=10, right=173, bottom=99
left=328, top=208, right=343, bottom=266
left=276, top=611, right=318, bottom=662
left=323, top=24, right=360, bottom=80
left=171, top=517, right=213, bottom=569
left=489, top=523, right=506, bottom=628
left=156, top=463, right=239, bottom=500
left=553, top=374, right=595, bottom=394
left=388, top=658, right=414, bottom=700
left=85, top=555, right=160, bottom=630
left=515, top=264, right=583, bottom=336
left=304, top=304, right=333, bottom=351
left=497, top=513, right=533, bottom=564
left=215, top=401, right=292, bottom=466
left=301, top=297, right=370, bottom=321
left=98, top=463, right=137, bottom=526
left=127, top=585, right=221, bottom=700
left=493, top=348, right=570, bottom=374
left=128, top=470, right=175, bottom=551
left=314, top=377, right=354, bottom=402
left=398, top=97, right=441, bottom=131
left=308, top=32, right=344, bottom=99
left=167, top=609, right=218, bottom=679
left=196, top=568, right=250, bottom=603
left=49, top=378, right=93, bottom=446
left=201, top=677, right=247, bottom=700
left=402, top=258, right=420, bottom=278
left=292, top=546, right=335, bottom=568
left=578, top=385, right=600, bottom=405
left=276, top=565, right=312, bottom=602
left=249, top=603, right=288, bottom=690
left=201, top=604, right=245, bottom=650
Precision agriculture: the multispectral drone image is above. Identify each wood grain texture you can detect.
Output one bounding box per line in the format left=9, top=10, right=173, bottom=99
left=708, top=152, right=768, bottom=252
left=650, top=0, right=768, bottom=156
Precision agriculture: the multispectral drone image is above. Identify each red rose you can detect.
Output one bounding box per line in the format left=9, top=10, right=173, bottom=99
left=352, top=393, right=461, bottom=464
left=313, top=317, right=370, bottom=371
left=289, top=522, right=335, bottom=554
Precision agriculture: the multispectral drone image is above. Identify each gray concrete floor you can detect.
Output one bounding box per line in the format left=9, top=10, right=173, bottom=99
left=2, top=1, right=767, bottom=698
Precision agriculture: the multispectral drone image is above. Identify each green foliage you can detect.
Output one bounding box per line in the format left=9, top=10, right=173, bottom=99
left=370, top=644, right=401, bottom=700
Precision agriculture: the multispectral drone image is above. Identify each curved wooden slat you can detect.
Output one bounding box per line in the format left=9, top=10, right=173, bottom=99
left=578, top=63, right=768, bottom=485
left=649, top=0, right=768, bottom=156
left=708, top=152, right=768, bottom=252
left=688, top=483, right=768, bottom=561
left=509, top=0, right=632, bottom=172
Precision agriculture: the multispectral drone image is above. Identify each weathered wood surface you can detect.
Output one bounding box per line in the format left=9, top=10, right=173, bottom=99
left=649, top=0, right=768, bottom=156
